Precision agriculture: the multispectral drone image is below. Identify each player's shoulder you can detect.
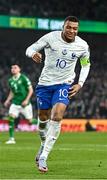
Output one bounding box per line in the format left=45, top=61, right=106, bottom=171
left=8, top=76, right=14, bottom=86
left=8, top=77, right=12, bottom=82
left=21, top=73, right=29, bottom=79
left=21, top=74, right=31, bottom=83
left=75, top=36, right=89, bottom=47
left=20, top=73, right=26, bottom=77
left=8, top=76, right=13, bottom=82
left=44, top=31, right=61, bottom=38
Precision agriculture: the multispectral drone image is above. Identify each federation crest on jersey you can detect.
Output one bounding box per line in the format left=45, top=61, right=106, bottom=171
left=62, top=49, right=67, bottom=55
left=71, top=52, right=76, bottom=59
left=18, top=80, right=22, bottom=84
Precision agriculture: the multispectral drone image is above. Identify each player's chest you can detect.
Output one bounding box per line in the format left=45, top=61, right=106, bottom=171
left=50, top=42, right=84, bottom=60
left=10, top=79, right=23, bottom=91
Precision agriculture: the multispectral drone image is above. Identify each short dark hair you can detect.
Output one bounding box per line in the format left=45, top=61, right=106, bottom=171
left=11, top=63, right=21, bottom=68
left=64, top=16, right=79, bottom=24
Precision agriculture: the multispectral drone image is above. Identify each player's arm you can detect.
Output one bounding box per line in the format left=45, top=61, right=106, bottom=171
left=69, top=58, right=90, bottom=98
left=4, top=90, right=14, bottom=107
left=78, top=57, right=91, bottom=87
left=21, top=75, right=33, bottom=107
left=26, top=34, right=49, bottom=63
left=69, top=45, right=91, bottom=99
left=22, top=85, right=33, bottom=107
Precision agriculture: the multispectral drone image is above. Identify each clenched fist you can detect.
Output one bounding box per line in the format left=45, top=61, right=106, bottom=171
left=32, top=52, right=42, bottom=63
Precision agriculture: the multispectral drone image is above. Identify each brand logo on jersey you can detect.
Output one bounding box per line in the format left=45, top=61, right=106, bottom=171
left=51, top=48, right=57, bottom=51
left=71, top=53, right=76, bottom=59
left=37, top=97, right=43, bottom=106
left=62, top=49, right=67, bottom=55
left=39, top=101, right=42, bottom=105
left=18, top=80, right=22, bottom=84
left=11, top=82, right=14, bottom=86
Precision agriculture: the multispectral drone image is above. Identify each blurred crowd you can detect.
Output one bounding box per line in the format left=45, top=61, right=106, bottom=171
left=0, top=42, right=107, bottom=119
left=0, top=0, right=107, bottom=21
left=0, top=0, right=107, bottom=119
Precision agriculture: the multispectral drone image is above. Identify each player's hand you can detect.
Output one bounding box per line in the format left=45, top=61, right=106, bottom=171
left=21, top=100, right=28, bottom=107
left=4, top=100, right=10, bottom=107
left=32, top=52, right=42, bottom=63
left=68, top=84, right=81, bottom=99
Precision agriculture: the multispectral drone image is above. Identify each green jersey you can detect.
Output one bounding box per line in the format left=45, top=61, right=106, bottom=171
left=9, top=74, right=32, bottom=105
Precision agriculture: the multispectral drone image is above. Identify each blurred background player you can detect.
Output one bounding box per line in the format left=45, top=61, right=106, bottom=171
left=26, top=16, right=91, bottom=172
left=4, top=64, right=33, bottom=144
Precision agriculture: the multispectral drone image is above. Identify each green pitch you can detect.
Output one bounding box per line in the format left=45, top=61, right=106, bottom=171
left=0, top=131, right=107, bottom=179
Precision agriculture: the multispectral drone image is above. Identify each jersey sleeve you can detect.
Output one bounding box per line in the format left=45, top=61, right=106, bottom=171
left=26, top=33, right=50, bottom=57
left=23, top=75, right=32, bottom=88
left=78, top=44, right=91, bottom=87
left=8, top=78, right=12, bottom=89
left=80, top=44, right=90, bottom=67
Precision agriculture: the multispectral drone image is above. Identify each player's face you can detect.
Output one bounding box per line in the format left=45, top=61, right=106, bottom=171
left=62, top=20, right=79, bottom=42
left=11, top=65, right=21, bottom=75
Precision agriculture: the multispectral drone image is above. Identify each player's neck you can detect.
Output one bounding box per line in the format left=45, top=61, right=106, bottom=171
left=13, top=73, right=21, bottom=79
